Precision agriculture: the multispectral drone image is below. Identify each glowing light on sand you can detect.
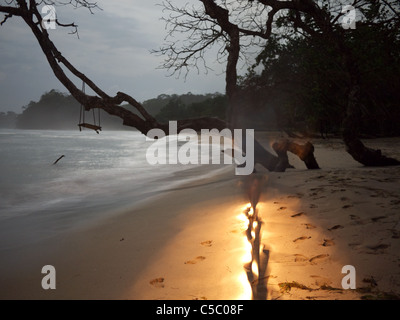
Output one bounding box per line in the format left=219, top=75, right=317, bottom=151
left=237, top=273, right=252, bottom=300
left=236, top=206, right=253, bottom=299
left=237, top=213, right=247, bottom=222
left=242, top=238, right=252, bottom=263
left=236, top=201, right=266, bottom=300
left=236, top=213, right=250, bottom=232
left=251, top=261, right=259, bottom=277
left=248, top=207, right=254, bottom=216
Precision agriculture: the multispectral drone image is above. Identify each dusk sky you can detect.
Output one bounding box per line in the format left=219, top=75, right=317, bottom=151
left=0, top=0, right=227, bottom=113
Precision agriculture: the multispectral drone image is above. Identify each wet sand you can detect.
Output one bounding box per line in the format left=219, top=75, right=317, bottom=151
left=1, top=136, right=399, bottom=300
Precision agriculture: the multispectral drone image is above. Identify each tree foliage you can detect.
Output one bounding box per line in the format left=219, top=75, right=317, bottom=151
left=239, top=0, right=400, bottom=137
left=155, top=93, right=227, bottom=122
left=1, top=0, right=399, bottom=169
left=13, top=90, right=227, bottom=130
left=16, top=89, right=128, bottom=130
left=0, top=111, right=17, bottom=128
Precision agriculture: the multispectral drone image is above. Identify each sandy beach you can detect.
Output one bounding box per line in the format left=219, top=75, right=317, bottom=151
left=1, top=135, right=399, bottom=300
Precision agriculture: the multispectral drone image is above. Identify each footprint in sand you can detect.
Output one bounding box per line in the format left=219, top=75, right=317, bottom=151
left=322, top=239, right=335, bottom=247
left=294, top=254, right=309, bottom=262
left=309, top=254, right=329, bottom=265
left=328, top=225, right=344, bottom=231
left=184, top=256, right=206, bottom=265
left=293, top=236, right=311, bottom=243
left=366, top=244, right=390, bottom=254
left=390, top=229, right=400, bottom=239
left=201, top=240, right=213, bottom=247
left=291, top=212, right=305, bottom=218
left=149, top=277, right=165, bottom=288
left=371, top=216, right=386, bottom=222
left=362, top=277, right=378, bottom=288
left=348, top=242, right=362, bottom=250
left=349, top=217, right=363, bottom=225
left=303, top=223, right=316, bottom=229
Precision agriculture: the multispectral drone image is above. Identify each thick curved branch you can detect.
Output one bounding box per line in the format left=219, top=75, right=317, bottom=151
left=200, top=0, right=240, bottom=99
left=0, top=5, right=22, bottom=25
left=0, top=12, right=12, bottom=25
left=4, top=0, right=323, bottom=172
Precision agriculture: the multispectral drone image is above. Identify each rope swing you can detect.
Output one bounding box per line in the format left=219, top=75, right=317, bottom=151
left=78, top=82, right=102, bottom=134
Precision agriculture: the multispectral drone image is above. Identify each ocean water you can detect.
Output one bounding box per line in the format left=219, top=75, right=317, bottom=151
left=0, top=129, right=230, bottom=250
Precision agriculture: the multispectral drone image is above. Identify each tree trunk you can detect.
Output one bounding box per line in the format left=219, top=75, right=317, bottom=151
left=339, top=37, right=400, bottom=167
left=200, top=0, right=320, bottom=172
left=285, top=0, right=400, bottom=168
left=3, top=0, right=321, bottom=173
left=342, top=86, right=400, bottom=166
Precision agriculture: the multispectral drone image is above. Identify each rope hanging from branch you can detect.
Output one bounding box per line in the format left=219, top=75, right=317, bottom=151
left=78, top=81, right=102, bottom=134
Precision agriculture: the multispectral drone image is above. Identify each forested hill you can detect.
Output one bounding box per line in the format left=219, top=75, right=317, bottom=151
left=15, top=89, right=126, bottom=130
left=11, top=90, right=227, bottom=130
left=0, top=112, right=17, bottom=128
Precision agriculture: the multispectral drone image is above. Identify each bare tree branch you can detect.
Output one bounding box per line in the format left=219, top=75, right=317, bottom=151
left=0, top=1, right=239, bottom=135
left=12, top=1, right=398, bottom=169
left=0, top=12, right=12, bottom=25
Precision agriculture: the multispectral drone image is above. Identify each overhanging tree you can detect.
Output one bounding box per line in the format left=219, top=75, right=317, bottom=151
left=0, top=1, right=233, bottom=134
left=158, top=0, right=400, bottom=167
left=0, top=0, right=322, bottom=171
left=241, top=2, right=400, bottom=138
left=2, top=1, right=397, bottom=170
left=278, top=0, right=400, bottom=166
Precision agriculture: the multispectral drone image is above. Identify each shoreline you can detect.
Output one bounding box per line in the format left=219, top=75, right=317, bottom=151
left=1, top=137, right=400, bottom=299
left=0, top=165, right=246, bottom=299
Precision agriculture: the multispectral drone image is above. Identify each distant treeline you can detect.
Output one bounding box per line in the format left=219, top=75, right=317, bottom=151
left=152, top=93, right=227, bottom=123
left=13, top=90, right=126, bottom=130
left=1, top=90, right=227, bottom=130
left=0, top=111, right=18, bottom=128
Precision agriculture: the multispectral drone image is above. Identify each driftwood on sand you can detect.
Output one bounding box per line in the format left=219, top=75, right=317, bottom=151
left=53, top=155, right=65, bottom=165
